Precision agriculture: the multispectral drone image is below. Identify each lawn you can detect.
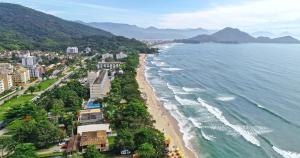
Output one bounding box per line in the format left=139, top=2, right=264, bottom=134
left=33, top=79, right=58, bottom=92
left=37, top=152, right=63, bottom=158
left=0, top=94, right=35, bottom=120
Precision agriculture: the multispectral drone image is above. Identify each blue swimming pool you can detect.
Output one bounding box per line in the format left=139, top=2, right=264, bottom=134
left=86, top=102, right=102, bottom=109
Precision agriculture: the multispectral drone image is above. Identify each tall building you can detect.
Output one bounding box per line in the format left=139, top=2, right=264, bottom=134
left=22, top=55, right=37, bottom=67
left=13, top=66, right=30, bottom=85
left=89, top=70, right=110, bottom=99
left=0, top=79, right=5, bottom=93
left=0, top=74, right=13, bottom=90
left=0, top=63, right=14, bottom=74
left=66, top=47, right=79, bottom=54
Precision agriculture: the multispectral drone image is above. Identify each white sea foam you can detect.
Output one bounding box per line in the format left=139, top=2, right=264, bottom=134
left=273, top=146, right=300, bottom=158
left=183, top=87, right=205, bottom=93
left=197, top=97, right=261, bottom=146
left=175, top=95, right=200, bottom=106
left=215, top=95, right=236, bottom=102
left=161, top=67, right=183, bottom=71
left=151, top=61, right=169, bottom=67
left=188, top=117, right=202, bottom=128
left=201, top=130, right=216, bottom=141
left=163, top=101, right=178, bottom=110
left=167, top=83, right=189, bottom=95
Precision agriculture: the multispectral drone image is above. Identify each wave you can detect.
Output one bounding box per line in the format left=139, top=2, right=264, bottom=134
left=215, top=95, right=236, bottom=102
left=238, top=94, right=300, bottom=128
left=167, top=83, right=189, bottom=95
left=197, top=97, right=261, bottom=146
left=272, top=146, right=300, bottom=158
left=175, top=95, right=200, bottom=106
left=183, top=87, right=205, bottom=93
left=201, top=130, right=216, bottom=141
left=161, top=67, right=183, bottom=71
left=151, top=61, right=169, bottom=67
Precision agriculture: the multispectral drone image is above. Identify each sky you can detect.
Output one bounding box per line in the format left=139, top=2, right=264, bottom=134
left=2, top=0, right=300, bottom=36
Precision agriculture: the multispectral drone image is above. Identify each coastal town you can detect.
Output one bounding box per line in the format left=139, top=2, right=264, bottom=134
left=0, top=45, right=188, bottom=158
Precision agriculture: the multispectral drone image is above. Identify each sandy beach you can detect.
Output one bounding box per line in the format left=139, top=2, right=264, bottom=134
left=136, top=54, right=197, bottom=158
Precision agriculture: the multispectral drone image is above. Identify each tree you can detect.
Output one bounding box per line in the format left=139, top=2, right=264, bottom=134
left=7, top=143, right=37, bottom=158
left=28, top=86, right=35, bottom=94
left=37, top=85, right=42, bottom=91
left=83, top=145, right=104, bottom=158
left=134, top=128, right=165, bottom=158
left=137, top=143, right=156, bottom=158
left=113, top=129, right=135, bottom=152
left=50, top=99, right=64, bottom=123
left=0, top=136, right=16, bottom=158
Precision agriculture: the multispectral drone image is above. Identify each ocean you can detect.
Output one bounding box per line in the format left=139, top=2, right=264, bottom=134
left=144, top=43, right=300, bottom=158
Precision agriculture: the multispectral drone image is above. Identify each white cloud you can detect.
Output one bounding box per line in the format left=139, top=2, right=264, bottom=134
left=159, top=0, right=300, bottom=33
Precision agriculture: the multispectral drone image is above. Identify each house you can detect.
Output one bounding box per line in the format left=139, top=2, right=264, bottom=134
left=116, top=52, right=127, bottom=60
left=101, top=53, right=113, bottom=60
left=80, top=130, right=109, bottom=152
left=84, top=47, right=92, bottom=54
left=77, top=124, right=111, bottom=135
left=89, top=70, right=111, bottom=99
left=78, top=109, right=103, bottom=124
left=66, top=47, right=79, bottom=54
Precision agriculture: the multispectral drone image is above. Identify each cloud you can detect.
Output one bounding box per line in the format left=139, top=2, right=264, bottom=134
left=159, top=0, right=300, bottom=32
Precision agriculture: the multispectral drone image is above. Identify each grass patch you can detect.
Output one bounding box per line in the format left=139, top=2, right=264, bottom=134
left=37, top=152, right=63, bottom=158
left=0, top=94, right=35, bottom=120
left=33, top=79, right=58, bottom=92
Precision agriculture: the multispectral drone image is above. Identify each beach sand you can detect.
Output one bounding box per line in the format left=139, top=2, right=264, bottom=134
left=136, top=54, right=198, bottom=158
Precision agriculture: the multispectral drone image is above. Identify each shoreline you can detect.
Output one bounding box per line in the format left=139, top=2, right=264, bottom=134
left=136, top=54, right=198, bottom=158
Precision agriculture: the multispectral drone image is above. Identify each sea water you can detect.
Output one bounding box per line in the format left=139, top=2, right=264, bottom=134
left=145, top=43, right=300, bottom=158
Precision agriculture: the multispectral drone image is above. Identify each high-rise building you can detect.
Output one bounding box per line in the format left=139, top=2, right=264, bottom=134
left=13, top=66, right=30, bottom=85
left=22, top=55, right=37, bottom=67
left=66, top=47, right=79, bottom=54
left=0, top=79, right=5, bottom=93
left=0, top=74, right=13, bottom=90
left=89, top=70, right=110, bottom=99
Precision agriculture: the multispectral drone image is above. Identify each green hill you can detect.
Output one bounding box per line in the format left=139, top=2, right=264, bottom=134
left=0, top=3, right=152, bottom=52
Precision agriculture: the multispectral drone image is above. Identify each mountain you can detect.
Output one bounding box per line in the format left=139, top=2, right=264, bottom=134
left=252, top=31, right=275, bottom=38
left=178, top=27, right=300, bottom=44
left=81, top=22, right=215, bottom=40
left=0, top=3, right=151, bottom=52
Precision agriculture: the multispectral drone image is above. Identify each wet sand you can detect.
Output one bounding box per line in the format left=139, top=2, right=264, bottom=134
left=136, top=54, right=197, bottom=158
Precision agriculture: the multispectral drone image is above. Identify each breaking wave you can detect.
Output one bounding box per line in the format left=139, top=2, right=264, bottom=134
left=273, top=146, right=300, bottom=158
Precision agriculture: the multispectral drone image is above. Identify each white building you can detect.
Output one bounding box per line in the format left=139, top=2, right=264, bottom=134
left=101, top=53, right=113, bottom=60
left=116, top=52, right=127, bottom=60
left=0, top=79, right=5, bottom=93
left=22, top=55, right=37, bottom=67
left=97, top=61, right=123, bottom=70
left=66, top=47, right=79, bottom=54
left=84, top=47, right=92, bottom=54
left=0, top=74, right=13, bottom=90
left=89, top=70, right=110, bottom=99
left=77, top=124, right=111, bottom=135
left=87, top=71, right=99, bottom=85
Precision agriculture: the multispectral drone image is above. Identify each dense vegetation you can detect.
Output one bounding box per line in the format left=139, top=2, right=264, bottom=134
left=103, top=54, right=165, bottom=157
left=2, top=81, right=89, bottom=153
left=0, top=3, right=156, bottom=53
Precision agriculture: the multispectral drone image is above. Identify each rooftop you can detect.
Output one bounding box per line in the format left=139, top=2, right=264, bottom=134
left=80, top=130, right=107, bottom=147
left=77, top=123, right=111, bottom=135
left=93, top=70, right=106, bottom=84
